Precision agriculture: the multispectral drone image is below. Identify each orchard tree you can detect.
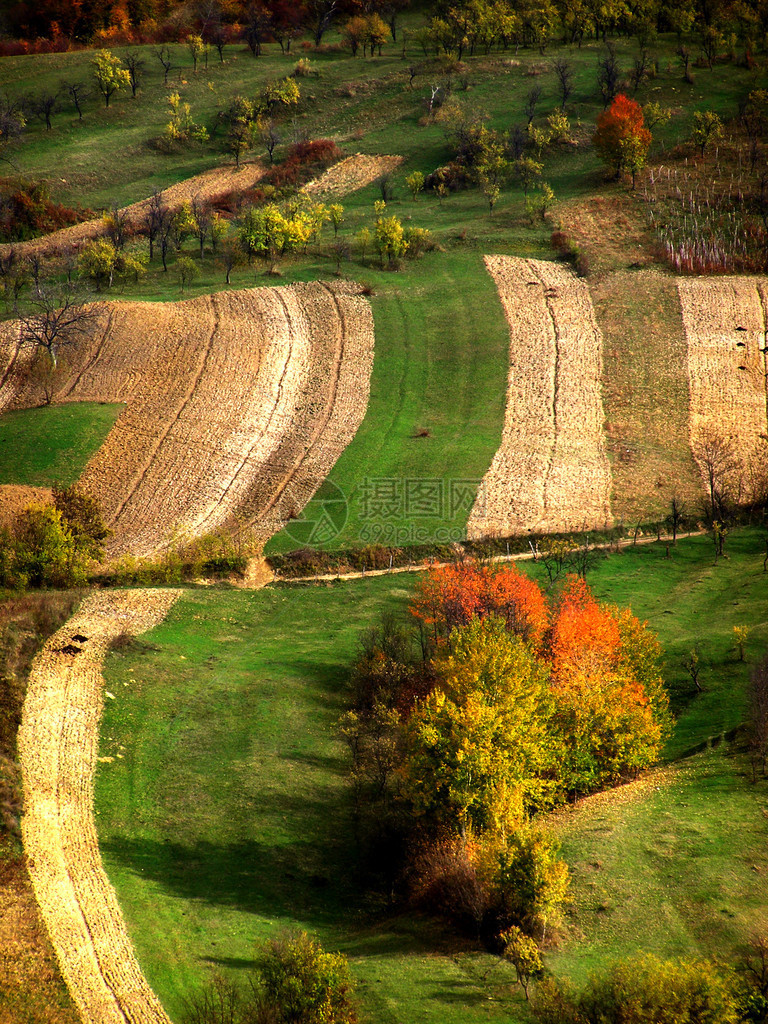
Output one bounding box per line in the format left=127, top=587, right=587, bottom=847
left=91, top=50, right=130, bottom=108
left=593, top=93, right=652, bottom=179
left=123, top=51, right=144, bottom=97
left=17, top=284, right=98, bottom=370
left=224, top=96, right=256, bottom=167
left=691, top=110, right=724, bottom=157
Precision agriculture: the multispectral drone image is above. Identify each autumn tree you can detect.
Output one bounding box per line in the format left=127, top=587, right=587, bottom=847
left=691, top=109, right=724, bottom=157
left=401, top=617, right=554, bottom=834
left=91, top=50, right=130, bottom=108
left=593, top=93, right=652, bottom=180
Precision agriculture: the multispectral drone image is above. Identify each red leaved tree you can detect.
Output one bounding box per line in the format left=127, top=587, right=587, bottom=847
left=593, top=93, right=652, bottom=181
left=411, top=563, right=548, bottom=648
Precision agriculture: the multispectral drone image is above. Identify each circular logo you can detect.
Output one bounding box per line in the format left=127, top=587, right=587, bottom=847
left=283, top=479, right=348, bottom=546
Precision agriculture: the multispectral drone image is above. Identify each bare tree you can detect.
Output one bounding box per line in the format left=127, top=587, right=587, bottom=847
left=218, top=236, right=243, bottom=284
left=32, top=90, right=59, bottom=130
left=630, top=49, right=652, bottom=93
left=666, top=494, right=686, bottom=545
left=243, top=2, right=272, bottom=56
left=597, top=43, right=621, bottom=107
left=306, top=0, right=340, bottom=46
left=191, top=196, right=213, bottom=259
left=123, top=52, right=145, bottom=98
left=154, top=46, right=174, bottom=85
left=62, top=79, right=88, bottom=119
left=25, top=252, right=43, bottom=297
left=144, top=191, right=172, bottom=262
left=677, top=44, right=693, bottom=83
left=692, top=428, right=737, bottom=518
left=0, top=93, right=26, bottom=166
left=551, top=58, right=574, bottom=110
left=17, top=284, right=98, bottom=371
left=524, top=84, right=542, bottom=125
left=104, top=204, right=129, bottom=250
left=260, top=119, right=281, bottom=163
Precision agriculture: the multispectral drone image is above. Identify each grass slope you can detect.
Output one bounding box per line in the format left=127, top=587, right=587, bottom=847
left=266, top=250, right=510, bottom=553
left=549, top=748, right=768, bottom=985
left=96, top=529, right=768, bottom=1022
left=0, top=401, right=123, bottom=486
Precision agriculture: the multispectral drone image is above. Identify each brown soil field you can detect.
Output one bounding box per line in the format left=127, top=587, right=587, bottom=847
left=0, top=161, right=266, bottom=260
left=18, top=589, right=179, bottom=1024
left=302, top=154, right=403, bottom=197
left=0, top=282, right=374, bottom=559
left=0, top=485, right=53, bottom=527
left=679, top=277, right=768, bottom=503
left=468, top=255, right=613, bottom=538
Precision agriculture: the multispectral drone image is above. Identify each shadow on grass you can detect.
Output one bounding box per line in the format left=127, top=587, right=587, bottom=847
left=101, top=833, right=357, bottom=926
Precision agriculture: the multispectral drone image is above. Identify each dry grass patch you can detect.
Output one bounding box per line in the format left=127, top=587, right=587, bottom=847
left=0, top=281, right=374, bottom=559
left=18, top=590, right=179, bottom=1024
left=303, top=154, right=403, bottom=197
left=469, top=255, right=612, bottom=538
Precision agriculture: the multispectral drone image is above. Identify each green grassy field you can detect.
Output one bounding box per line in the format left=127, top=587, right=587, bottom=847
left=0, top=401, right=123, bottom=486
left=95, top=528, right=768, bottom=1023
left=266, top=249, right=512, bottom=553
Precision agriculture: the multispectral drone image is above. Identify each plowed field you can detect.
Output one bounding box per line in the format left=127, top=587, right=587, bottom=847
left=18, top=589, right=179, bottom=1024
left=469, top=256, right=613, bottom=538
left=0, top=282, right=374, bottom=558
left=679, top=277, right=768, bottom=502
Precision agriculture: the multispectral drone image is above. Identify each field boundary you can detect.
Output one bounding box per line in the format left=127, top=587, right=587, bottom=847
left=18, top=589, right=179, bottom=1024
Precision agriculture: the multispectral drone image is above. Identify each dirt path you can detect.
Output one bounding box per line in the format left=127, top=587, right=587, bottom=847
left=18, top=589, right=179, bottom=1024
left=272, top=530, right=701, bottom=585
left=0, top=162, right=266, bottom=260
left=0, top=282, right=375, bottom=559
left=468, top=256, right=613, bottom=539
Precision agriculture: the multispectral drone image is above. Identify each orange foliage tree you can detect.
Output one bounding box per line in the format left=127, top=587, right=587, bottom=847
left=408, top=564, right=670, bottom=805
left=411, top=562, right=549, bottom=649
left=593, top=93, right=652, bottom=180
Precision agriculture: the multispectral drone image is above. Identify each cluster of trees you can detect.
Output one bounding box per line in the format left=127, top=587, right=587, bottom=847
left=0, top=485, right=108, bottom=589
left=341, top=562, right=670, bottom=946
left=7, top=0, right=768, bottom=61
left=414, top=0, right=768, bottom=60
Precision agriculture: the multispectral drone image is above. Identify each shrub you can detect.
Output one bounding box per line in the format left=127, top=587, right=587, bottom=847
left=0, top=179, right=91, bottom=242
left=253, top=931, right=357, bottom=1024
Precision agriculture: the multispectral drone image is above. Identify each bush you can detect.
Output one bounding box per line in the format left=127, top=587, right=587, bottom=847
left=577, top=955, right=740, bottom=1024
left=0, top=503, right=98, bottom=589
left=0, top=178, right=91, bottom=242
left=182, top=931, right=357, bottom=1024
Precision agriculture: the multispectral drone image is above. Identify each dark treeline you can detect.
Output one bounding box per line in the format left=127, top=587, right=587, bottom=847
left=4, top=0, right=768, bottom=61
